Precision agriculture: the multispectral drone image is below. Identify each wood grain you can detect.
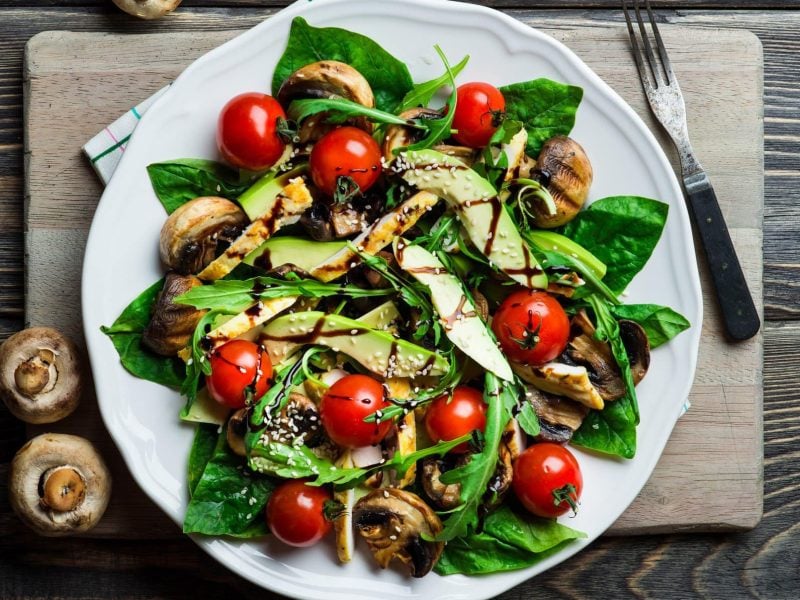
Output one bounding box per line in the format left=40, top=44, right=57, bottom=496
left=1, top=5, right=799, bottom=600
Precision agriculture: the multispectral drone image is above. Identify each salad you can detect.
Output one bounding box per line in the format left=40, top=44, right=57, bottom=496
left=102, top=17, right=691, bottom=577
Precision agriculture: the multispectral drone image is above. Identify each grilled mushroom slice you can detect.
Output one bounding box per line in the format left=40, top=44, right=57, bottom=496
left=254, top=392, right=323, bottom=450
left=159, top=196, right=248, bottom=274
left=381, top=107, right=442, bottom=162
left=620, top=319, right=651, bottom=383
left=525, top=136, right=593, bottom=228
left=112, top=0, right=180, bottom=19
left=353, top=488, right=444, bottom=577
left=142, top=273, right=207, bottom=356
left=9, top=434, right=111, bottom=536
left=277, top=61, right=374, bottom=143
left=0, top=327, right=82, bottom=424
left=526, top=386, right=589, bottom=444
left=421, top=455, right=466, bottom=510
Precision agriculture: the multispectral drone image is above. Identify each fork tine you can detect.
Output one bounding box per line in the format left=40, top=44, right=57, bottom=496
left=645, top=0, right=675, bottom=84
left=621, top=0, right=654, bottom=91
left=632, top=0, right=664, bottom=86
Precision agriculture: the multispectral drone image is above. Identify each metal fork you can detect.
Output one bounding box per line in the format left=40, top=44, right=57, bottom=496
left=622, top=0, right=760, bottom=341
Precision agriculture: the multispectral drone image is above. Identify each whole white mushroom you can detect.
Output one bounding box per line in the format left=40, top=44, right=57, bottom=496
left=112, top=0, right=182, bottom=20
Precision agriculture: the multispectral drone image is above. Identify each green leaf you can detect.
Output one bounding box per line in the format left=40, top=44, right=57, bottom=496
left=435, top=505, right=585, bottom=575
left=500, top=78, right=583, bottom=156
left=146, top=159, right=250, bottom=214
left=183, top=429, right=277, bottom=538
left=610, top=304, right=690, bottom=349
left=188, top=424, right=219, bottom=497
left=288, top=97, right=418, bottom=128
left=516, top=400, right=540, bottom=437
left=272, top=17, right=413, bottom=112
left=399, top=55, right=469, bottom=112
left=100, top=279, right=185, bottom=388
left=559, top=196, right=669, bottom=295
left=474, top=119, right=524, bottom=190
left=406, top=47, right=462, bottom=152
left=572, top=397, right=637, bottom=459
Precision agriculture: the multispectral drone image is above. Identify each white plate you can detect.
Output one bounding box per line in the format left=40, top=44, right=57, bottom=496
left=82, top=1, right=702, bottom=598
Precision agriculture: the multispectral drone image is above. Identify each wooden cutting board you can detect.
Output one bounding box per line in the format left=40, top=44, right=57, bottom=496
left=22, top=23, right=763, bottom=538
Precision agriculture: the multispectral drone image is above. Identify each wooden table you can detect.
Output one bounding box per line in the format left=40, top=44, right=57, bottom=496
left=0, top=2, right=797, bottom=598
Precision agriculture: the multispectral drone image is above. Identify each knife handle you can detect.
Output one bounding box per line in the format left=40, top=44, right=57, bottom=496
left=684, top=175, right=760, bottom=341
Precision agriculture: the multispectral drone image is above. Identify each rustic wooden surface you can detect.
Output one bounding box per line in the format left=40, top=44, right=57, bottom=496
left=22, top=23, right=764, bottom=537
left=1, top=2, right=799, bottom=600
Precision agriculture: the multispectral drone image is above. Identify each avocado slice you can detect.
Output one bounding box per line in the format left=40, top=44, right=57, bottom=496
left=180, top=388, right=230, bottom=425
left=243, top=237, right=346, bottom=272
left=393, top=239, right=513, bottom=381
left=238, top=165, right=307, bottom=221
left=260, top=311, right=448, bottom=379
left=396, top=149, right=547, bottom=289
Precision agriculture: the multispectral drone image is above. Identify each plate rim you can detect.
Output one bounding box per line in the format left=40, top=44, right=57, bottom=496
left=81, top=1, right=703, bottom=598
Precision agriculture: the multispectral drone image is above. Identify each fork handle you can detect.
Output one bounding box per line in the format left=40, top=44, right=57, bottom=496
left=684, top=175, right=760, bottom=341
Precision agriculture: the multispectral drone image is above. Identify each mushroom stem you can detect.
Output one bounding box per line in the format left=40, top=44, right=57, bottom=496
left=40, top=466, right=86, bottom=513
left=14, top=349, right=57, bottom=397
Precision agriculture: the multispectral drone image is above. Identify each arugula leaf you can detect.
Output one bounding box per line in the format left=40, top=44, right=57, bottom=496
left=272, top=17, right=413, bottom=112
left=406, top=47, right=462, bottom=152
left=610, top=304, right=690, bottom=349
left=559, top=196, right=668, bottom=294
left=436, top=373, right=513, bottom=541
left=146, top=159, right=250, bottom=214
left=188, top=424, right=219, bottom=497
left=287, top=97, right=420, bottom=129
left=100, top=279, right=185, bottom=388
left=176, top=274, right=394, bottom=313
left=436, top=505, right=585, bottom=575
left=500, top=78, right=583, bottom=156
left=399, top=55, right=469, bottom=112
left=183, top=429, right=276, bottom=537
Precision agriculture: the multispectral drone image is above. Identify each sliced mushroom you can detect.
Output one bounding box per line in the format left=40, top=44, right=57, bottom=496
left=421, top=455, right=465, bottom=510
left=512, top=361, right=604, bottom=410
left=353, top=488, right=444, bottom=577
left=620, top=319, right=651, bottom=384
left=486, top=437, right=514, bottom=506
left=277, top=61, right=374, bottom=143
left=112, top=0, right=180, bottom=19
left=299, top=202, right=335, bottom=241
left=526, top=136, right=593, bottom=228
left=159, top=196, right=248, bottom=275
left=0, top=328, right=82, bottom=424
left=9, top=434, right=111, bottom=536
left=432, top=144, right=480, bottom=166
left=382, top=107, right=442, bottom=162
left=226, top=408, right=248, bottom=457
left=258, top=392, right=323, bottom=449
left=329, top=202, right=372, bottom=239
left=142, top=273, right=207, bottom=356
left=525, top=385, right=589, bottom=444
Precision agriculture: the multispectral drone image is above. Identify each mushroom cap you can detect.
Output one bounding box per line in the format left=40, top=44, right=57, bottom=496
left=112, top=0, right=182, bottom=20
left=530, top=136, right=593, bottom=228
left=353, top=488, right=444, bottom=577
left=0, top=327, right=82, bottom=424
left=381, top=107, right=442, bottom=162
left=142, top=272, right=207, bottom=356
left=9, top=433, right=111, bottom=537
left=159, top=196, right=247, bottom=275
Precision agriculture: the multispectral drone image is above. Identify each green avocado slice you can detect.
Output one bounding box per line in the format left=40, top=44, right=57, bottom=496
left=395, top=149, right=548, bottom=289
left=243, top=237, right=347, bottom=272
left=259, top=311, right=448, bottom=379
left=393, top=239, right=513, bottom=381
left=237, top=165, right=307, bottom=221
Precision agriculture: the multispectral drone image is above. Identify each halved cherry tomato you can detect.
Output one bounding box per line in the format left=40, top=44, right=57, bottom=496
left=309, top=126, right=382, bottom=198
left=491, top=289, right=569, bottom=367
left=512, top=443, right=583, bottom=518
left=450, top=82, right=506, bottom=148
left=266, top=479, right=332, bottom=547
left=206, top=340, right=273, bottom=409
left=217, top=92, right=287, bottom=170
left=425, top=386, right=487, bottom=453
left=320, top=374, right=391, bottom=448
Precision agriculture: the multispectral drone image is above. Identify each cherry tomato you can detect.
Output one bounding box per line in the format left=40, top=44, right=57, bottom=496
left=309, top=126, right=382, bottom=198
left=266, top=479, right=332, bottom=547
left=206, top=340, right=273, bottom=409
left=512, top=443, right=583, bottom=518
left=491, top=289, right=570, bottom=367
left=450, top=82, right=506, bottom=148
left=320, top=374, right=391, bottom=448
left=217, top=92, right=287, bottom=170
left=425, top=386, right=487, bottom=453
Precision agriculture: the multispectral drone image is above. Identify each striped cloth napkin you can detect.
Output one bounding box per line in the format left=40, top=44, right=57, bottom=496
left=81, top=92, right=691, bottom=416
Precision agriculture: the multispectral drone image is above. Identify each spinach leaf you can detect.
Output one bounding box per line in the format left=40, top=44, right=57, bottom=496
left=500, top=78, right=583, bottom=157
left=517, top=400, right=541, bottom=438
left=100, top=279, right=185, bottom=388
left=146, top=159, right=250, bottom=214
left=399, top=55, right=469, bottom=112
left=272, top=17, right=413, bottom=112
left=560, top=196, right=669, bottom=295
left=610, top=304, right=690, bottom=349
left=571, top=396, right=637, bottom=459
left=184, top=429, right=277, bottom=538
left=188, top=424, right=219, bottom=497
left=436, top=505, right=585, bottom=575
